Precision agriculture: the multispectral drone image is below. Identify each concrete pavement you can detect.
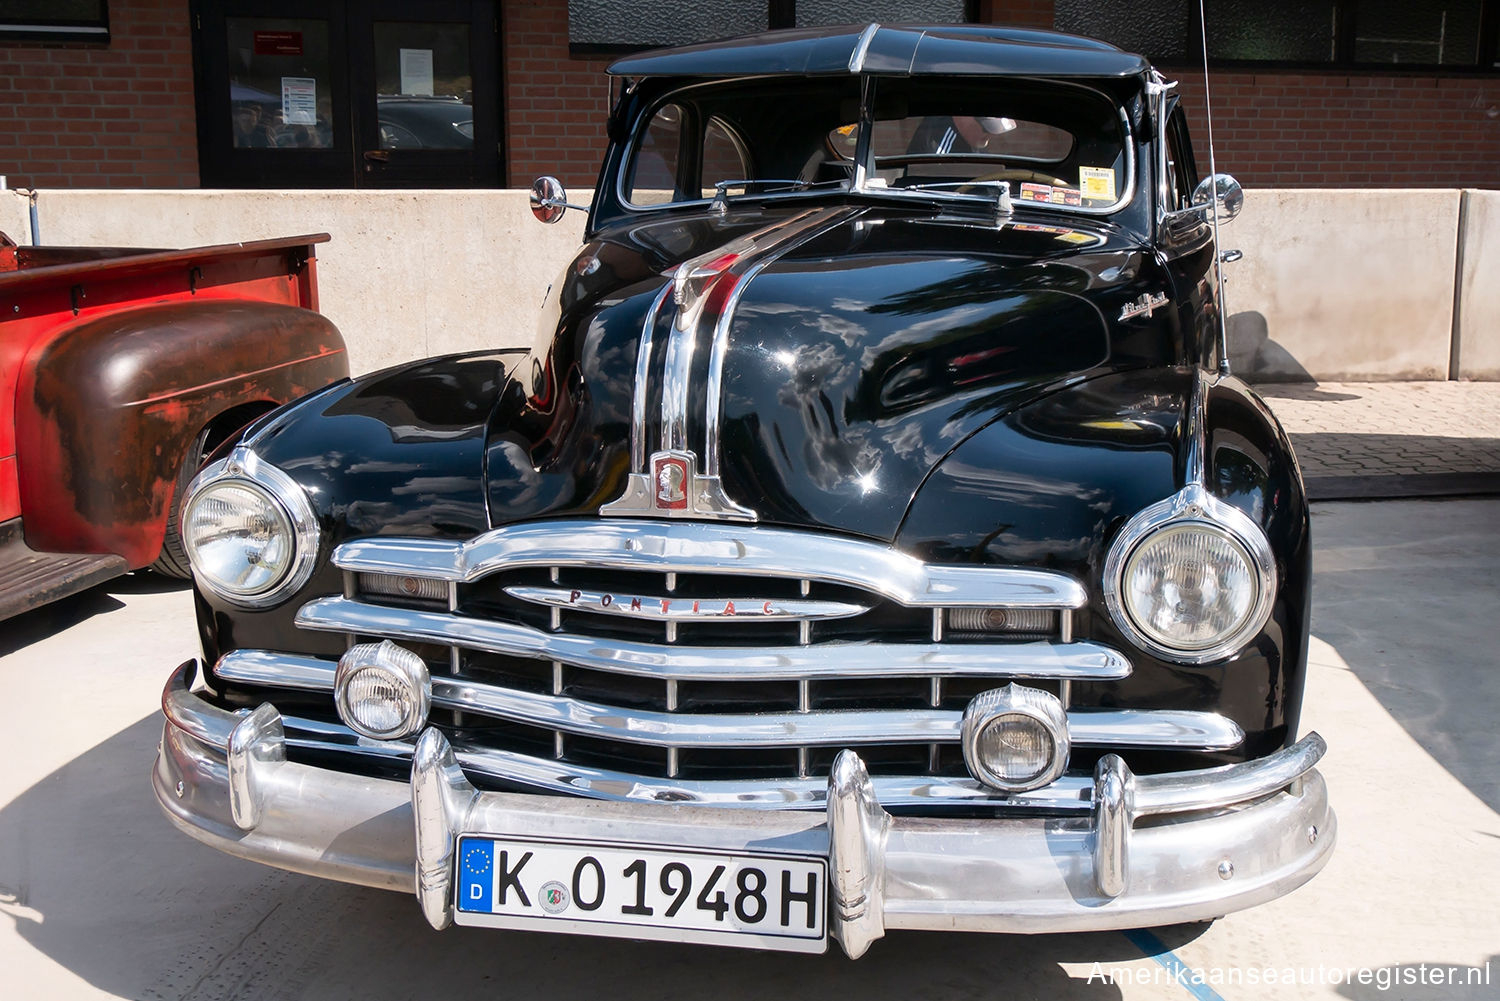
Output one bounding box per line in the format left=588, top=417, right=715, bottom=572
left=1, top=497, right=1497, bottom=999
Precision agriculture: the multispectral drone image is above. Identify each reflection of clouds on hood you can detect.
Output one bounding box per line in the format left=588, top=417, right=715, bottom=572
left=983, top=535, right=1095, bottom=564
left=736, top=300, right=804, bottom=317
left=347, top=459, right=421, bottom=476
left=282, top=450, right=348, bottom=475
left=738, top=299, right=868, bottom=349
left=937, top=459, right=1109, bottom=511
left=581, top=315, right=634, bottom=426
left=485, top=438, right=550, bottom=511
left=346, top=497, right=487, bottom=536
left=882, top=422, right=928, bottom=463
left=861, top=302, right=992, bottom=365
left=391, top=475, right=480, bottom=497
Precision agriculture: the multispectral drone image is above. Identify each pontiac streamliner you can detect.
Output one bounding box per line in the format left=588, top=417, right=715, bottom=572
left=153, top=24, right=1335, bottom=958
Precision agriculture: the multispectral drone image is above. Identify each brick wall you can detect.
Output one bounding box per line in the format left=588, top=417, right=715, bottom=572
left=1167, top=71, right=1500, bottom=189
left=505, top=0, right=1500, bottom=191
left=0, top=0, right=199, bottom=189
left=502, top=0, right=612, bottom=188
left=0, top=0, right=1494, bottom=192
left=982, top=0, right=1500, bottom=190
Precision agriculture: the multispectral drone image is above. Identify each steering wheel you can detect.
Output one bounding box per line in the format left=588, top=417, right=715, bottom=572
left=973, top=167, right=1074, bottom=188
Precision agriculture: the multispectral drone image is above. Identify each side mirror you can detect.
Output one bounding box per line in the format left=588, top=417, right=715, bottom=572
left=529, top=175, right=578, bottom=225
left=1190, top=173, right=1244, bottom=224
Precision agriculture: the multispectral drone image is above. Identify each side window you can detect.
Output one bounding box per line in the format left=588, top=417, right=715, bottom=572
left=699, top=118, right=752, bottom=197
left=1165, top=106, right=1198, bottom=210
left=626, top=103, right=686, bottom=205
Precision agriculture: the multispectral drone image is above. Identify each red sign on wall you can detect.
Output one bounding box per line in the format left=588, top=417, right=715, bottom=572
left=253, top=31, right=303, bottom=56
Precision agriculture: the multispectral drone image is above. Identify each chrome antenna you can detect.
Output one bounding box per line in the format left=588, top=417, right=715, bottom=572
left=1198, top=0, right=1232, bottom=377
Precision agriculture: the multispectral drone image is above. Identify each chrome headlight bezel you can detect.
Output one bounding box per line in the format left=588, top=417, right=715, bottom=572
left=181, top=446, right=321, bottom=608
left=1102, top=484, right=1277, bottom=665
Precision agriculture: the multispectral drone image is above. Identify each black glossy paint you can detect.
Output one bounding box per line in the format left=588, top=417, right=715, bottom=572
left=896, top=369, right=1310, bottom=760
left=199, top=33, right=1310, bottom=773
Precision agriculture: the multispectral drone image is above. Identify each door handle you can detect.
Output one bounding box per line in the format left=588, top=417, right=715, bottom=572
left=363, top=149, right=391, bottom=163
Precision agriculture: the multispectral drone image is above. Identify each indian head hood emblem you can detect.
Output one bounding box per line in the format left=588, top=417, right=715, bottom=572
left=601, top=449, right=756, bottom=521
left=654, top=454, right=688, bottom=509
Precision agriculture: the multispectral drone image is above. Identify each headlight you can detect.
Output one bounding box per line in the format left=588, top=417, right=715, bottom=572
left=182, top=447, right=320, bottom=607
left=1103, top=485, right=1276, bottom=664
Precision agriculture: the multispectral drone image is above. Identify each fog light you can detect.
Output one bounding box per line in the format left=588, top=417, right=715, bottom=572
left=334, top=640, right=431, bottom=739
left=961, top=684, right=1070, bottom=792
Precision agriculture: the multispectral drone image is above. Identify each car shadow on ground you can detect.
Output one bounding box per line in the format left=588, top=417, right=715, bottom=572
left=0, top=714, right=1228, bottom=1000
left=1, top=571, right=189, bottom=657
left=0, top=589, right=126, bottom=657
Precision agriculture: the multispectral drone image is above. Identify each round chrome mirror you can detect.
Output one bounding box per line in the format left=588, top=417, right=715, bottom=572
left=1191, top=173, right=1244, bottom=224
left=530, top=175, right=568, bottom=225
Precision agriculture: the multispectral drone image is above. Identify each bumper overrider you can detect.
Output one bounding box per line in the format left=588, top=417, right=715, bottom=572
left=155, top=661, right=1335, bottom=958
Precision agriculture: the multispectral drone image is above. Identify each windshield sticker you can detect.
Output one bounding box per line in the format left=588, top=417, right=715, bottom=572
left=1079, top=167, right=1117, bottom=201
left=1019, top=183, right=1081, bottom=207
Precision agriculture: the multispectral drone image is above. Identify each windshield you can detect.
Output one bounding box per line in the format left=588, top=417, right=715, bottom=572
left=621, top=76, right=1132, bottom=214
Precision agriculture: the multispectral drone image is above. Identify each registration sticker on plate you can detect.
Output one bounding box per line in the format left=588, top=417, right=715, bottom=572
left=452, top=835, right=828, bottom=953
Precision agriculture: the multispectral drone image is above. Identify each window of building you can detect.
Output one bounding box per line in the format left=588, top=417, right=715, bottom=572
left=0, top=0, right=108, bottom=42
left=1056, top=0, right=1499, bottom=69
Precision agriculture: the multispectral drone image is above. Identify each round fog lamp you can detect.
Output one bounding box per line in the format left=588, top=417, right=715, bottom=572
left=334, top=640, right=432, bottom=740
left=961, top=684, right=1070, bottom=792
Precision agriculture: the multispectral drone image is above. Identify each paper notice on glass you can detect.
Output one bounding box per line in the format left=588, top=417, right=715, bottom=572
left=281, top=77, right=317, bottom=125
left=399, top=49, right=435, bottom=96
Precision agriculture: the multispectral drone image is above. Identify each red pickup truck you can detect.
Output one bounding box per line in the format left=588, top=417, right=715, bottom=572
left=0, top=232, right=348, bottom=621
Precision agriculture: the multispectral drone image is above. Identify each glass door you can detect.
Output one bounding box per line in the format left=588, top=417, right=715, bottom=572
left=196, top=0, right=354, bottom=187
left=195, top=0, right=500, bottom=188
left=349, top=0, right=500, bottom=187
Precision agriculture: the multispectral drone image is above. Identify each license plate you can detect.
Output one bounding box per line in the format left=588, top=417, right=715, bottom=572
left=452, top=835, right=828, bottom=953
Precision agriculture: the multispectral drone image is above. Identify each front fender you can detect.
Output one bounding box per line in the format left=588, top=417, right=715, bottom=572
left=895, top=367, right=1310, bottom=764
left=16, top=300, right=347, bottom=566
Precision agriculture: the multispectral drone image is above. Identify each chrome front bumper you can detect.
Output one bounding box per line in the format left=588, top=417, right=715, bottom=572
left=154, top=661, right=1336, bottom=958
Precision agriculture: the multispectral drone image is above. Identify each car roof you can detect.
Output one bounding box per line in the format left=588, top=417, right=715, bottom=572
left=608, top=23, right=1151, bottom=80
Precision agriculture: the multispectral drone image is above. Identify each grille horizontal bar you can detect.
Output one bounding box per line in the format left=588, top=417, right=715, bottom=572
left=330, top=520, right=1090, bottom=609
left=214, top=650, right=1244, bottom=751
left=271, top=712, right=1098, bottom=810
left=296, top=596, right=1133, bottom=682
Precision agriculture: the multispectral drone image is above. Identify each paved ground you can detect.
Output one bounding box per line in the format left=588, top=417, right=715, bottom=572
left=1259, top=381, right=1500, bottom=498
left=1, top=497, right=1497, bottom=1000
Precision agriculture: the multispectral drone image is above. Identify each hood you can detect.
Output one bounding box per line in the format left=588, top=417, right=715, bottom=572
left=486, top=201, right=1182, bottom=543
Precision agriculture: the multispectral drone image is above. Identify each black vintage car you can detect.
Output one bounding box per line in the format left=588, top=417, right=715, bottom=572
left=154, top=24, right=1334, bottom=958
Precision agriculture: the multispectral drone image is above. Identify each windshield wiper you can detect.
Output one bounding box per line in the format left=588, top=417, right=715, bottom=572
left=893, top=179, right=1015, bottom=216
left=709, top=178, right=846, bottom=214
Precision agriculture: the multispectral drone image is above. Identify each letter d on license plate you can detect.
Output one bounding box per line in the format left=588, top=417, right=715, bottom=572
left=453, top=835, right=828, bottom=953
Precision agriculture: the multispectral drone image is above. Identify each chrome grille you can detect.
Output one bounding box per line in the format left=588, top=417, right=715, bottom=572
left=247, top=520, right=1242, bottom=795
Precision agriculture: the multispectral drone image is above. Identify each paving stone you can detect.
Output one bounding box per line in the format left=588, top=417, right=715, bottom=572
left=1255, top=381, right=1500, bottom=492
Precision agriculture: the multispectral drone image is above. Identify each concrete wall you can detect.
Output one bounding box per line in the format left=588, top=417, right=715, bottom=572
left=3, top=186, right=1493, bottom=381
left=1457, top=190, right=1500, bottom=382
left=26, top=189, right=588, bottom=374
left=0, top=191, right=30, bottom=245
left=1227, top=189, right=1461, bottom=382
